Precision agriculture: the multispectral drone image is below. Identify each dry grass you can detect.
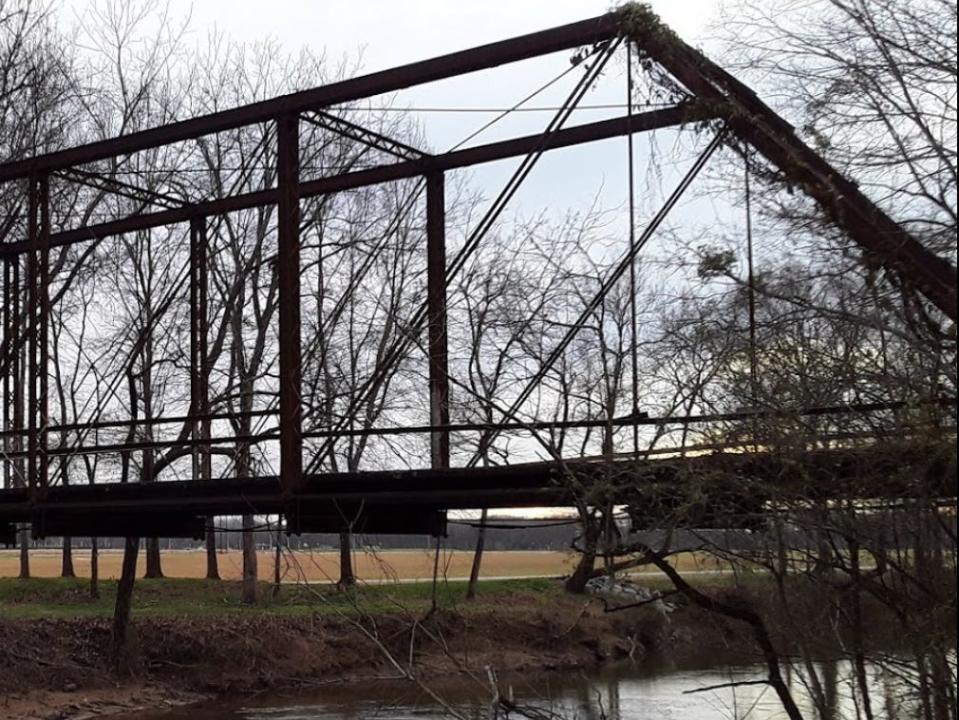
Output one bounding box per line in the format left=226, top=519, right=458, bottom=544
left=0, top=547, right=730, bottom=582
left=0, top=548, right=575, bottom=582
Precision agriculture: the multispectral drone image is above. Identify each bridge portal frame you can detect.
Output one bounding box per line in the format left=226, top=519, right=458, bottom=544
left=0, top=7, right=955, bottom=537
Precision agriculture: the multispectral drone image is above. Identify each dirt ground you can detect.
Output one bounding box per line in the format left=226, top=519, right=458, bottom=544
left=0, top=685, right=204, bottom=720
left=0, top=548, right=729, bottom=581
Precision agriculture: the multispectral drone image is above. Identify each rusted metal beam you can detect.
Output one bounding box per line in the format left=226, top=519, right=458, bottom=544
left=0, top=13, right=620, bottom=182
left=38, top=174, right=50, bottom=495
left=302, top=111, right=427, bottom=161
left=0, top=464, right=572, bottom=520
left=189, top=217, right=211, bottom=486
left=276, top=114, right=303, bottom=494
left=58, top=167, right=186, bottom=210
left=0, top=407, right=275, bottom=438
left=25, top=175, right=41, bottom=496
left=31, top=511, right=206, bottom=540
left=426, top=171, right=450, bottom=470
left=3, top=396, right=950, bottom=457
left=9, top=256, right=23, bottom=493
left=25, top=179, right=36, bottom=494
left=1, top=258, right=12, bottom=491
left=625, top=24, right=958, bottom=320
left=1, top=106, right=706, bottom=256
left=198, top=221, right=212, bottom=494
left=0, top=441, right=952, bottom=528
left=285, top=505, right=447, bottom=536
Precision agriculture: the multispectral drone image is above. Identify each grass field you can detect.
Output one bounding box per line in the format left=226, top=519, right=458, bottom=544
left=0, top=549, right=750, bottom=620
left=0, top=547, right=732, bottom=582
left=0, top=576, right=571, bottom=618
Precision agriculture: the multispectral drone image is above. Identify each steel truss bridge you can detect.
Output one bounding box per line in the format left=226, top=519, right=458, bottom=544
left=1, top=8, right=956, bottom=542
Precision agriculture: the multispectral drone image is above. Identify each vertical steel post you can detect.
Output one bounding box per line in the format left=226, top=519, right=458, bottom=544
left=198, top=220, right=211, bottom=485
left=23, top=172, right=49, bottom=495
left=198, top=219, right=214, bottom=565
left=426, top=171, right=450, bottom=470
left=26, top=176, right=38, bottom=495
left=277, top=114, right=303, bottom=492
left=189, top=217, right=206, bottom=478
left=626, top=42, right=640, bottom=459
left=38, top=174, right=50, bottom=494
left=11, top=255, right=22, bottom=493
left=1, top=258, right=10, bottom=491
left=190, top=216, right=214, bottom=563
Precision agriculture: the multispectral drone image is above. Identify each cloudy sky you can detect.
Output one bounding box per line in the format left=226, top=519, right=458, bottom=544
left=164, top=1, right=720, bottom=72
left=58, top=0, right=734, bottom=230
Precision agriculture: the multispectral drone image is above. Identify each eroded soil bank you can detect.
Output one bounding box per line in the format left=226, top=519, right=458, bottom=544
left=3, top=574, right=948, bottom=720
left=0, top=580, right=741, bottom=720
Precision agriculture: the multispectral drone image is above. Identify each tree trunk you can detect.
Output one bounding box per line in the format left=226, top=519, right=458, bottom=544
left=338, top=530, right=355, bottom=587
left=812, top=526, right=834, bottom=575
left=272, top=524, right=282, bottom=597
left=241, top=513, right=257, bottom=604
left=90, top=538, right=99, bottom=600
left=822, top=658, right=838, bottom=720
left=143, top=537, right=163, bottom=578
left=205, top=521, right=219, bottom=579
left=112, top=536, right=140, bottom=675
left=60, top=451, right=74, bottom=578
left=61, top=536, right=75, bottom=578
left=565, top=517, right=599, bottom=594
left=811, top=504, right=833, bottom=576
left=235, top=351, right=255, bottom=600
left=929, top=641, right=953, bottom=720
left=18, top=526, right=29, bottom=578
left=140, top=330, right=162, bottom=581
left=466, top=509, right=488, bottom=600
left=848, top=536, right=875, bottom=720
left=648, top=549, right=806, bottom=720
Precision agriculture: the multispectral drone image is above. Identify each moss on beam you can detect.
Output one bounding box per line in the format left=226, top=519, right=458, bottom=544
left=616, top=2, right=683, bottom=46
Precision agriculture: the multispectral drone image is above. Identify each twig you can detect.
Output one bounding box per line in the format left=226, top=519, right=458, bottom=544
left=553, top=598, right=595, bottom=638
left=683, top=679, right=770, bottom=695
left=600, top=588, right=682, bottom=613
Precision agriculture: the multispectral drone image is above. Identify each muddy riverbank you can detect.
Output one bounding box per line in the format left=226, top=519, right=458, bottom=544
left=3, top=573, right=947, bottom=720
left=1, top=578, right=753, bottom=720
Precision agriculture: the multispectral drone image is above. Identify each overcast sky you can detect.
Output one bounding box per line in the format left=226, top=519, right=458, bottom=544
left=56, top=0, right=733, bottom=228
left=164, top=1, right=719, bottom=72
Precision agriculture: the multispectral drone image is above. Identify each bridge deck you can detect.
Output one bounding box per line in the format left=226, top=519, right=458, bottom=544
left=1, top=441, right=953, bottom=541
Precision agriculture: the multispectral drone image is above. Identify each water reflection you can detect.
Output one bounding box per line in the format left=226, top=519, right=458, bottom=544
left=123, top=657, right=922, bottom=720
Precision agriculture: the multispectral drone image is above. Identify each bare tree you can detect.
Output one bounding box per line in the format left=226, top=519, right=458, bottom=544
left=0, top=0, right=76, bottom=578
left=301, top=176, right=428, bottom=586
left=448, top=214, right=566, bottom=598
left=721, top=0, right=956, bottom=252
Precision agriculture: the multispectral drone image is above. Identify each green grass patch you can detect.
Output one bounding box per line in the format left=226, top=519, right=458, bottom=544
left=0, top=572, right=767, bottom=620
left=0, top=576, right=562, bottom=619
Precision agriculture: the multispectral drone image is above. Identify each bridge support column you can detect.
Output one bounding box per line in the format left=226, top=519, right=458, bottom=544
left=189, top=217, right=211, bottom=482
left=277, top=114, right=303, bottom=493
left=1, top=256, right=17, bottom=493
left=189, top=218, right=217, bottom=576
left=26, top=173, right=50, bottom=499
left=1, top=253, right=25, bottom=553
left=426, top=171, right=449, bottom=471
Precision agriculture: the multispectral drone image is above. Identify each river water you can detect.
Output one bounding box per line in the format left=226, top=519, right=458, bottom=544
left=123, top=656, right=909, bottom=720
